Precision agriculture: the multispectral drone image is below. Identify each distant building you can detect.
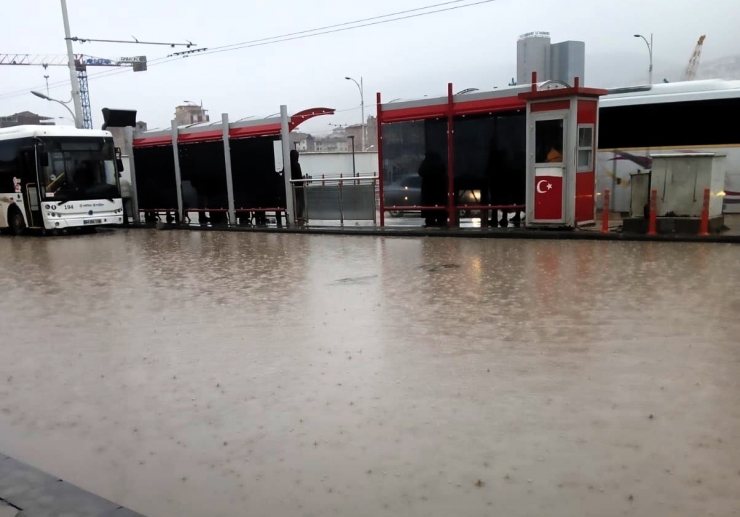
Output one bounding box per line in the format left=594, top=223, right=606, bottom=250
left=174, top=103, right=209, bottom=126
left=517, top=32, right=585, bottom=86
left=345, top=116, right=378, bottom=150
left=291, top=132, right=315, bottom=152
left=517, top=32, right=552, bottom=85
left=0, top=111, right=54, bottom=128
left=314, top=137, right=349, bottom=153
left=550, top=40, right=586, bottom=85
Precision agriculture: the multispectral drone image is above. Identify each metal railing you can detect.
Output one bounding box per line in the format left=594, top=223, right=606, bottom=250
left=291, top=174, right=378, bottom=225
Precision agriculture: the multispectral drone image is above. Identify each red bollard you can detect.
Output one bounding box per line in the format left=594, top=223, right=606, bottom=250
left=648, top=189, right=658, bottom=236
left=601, top=189, right=611, bottom=234
left=699, top=187, right=710, bottom=236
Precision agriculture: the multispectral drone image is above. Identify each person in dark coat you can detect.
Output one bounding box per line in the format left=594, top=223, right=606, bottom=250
left=290, top=149, right=305, bottom=221
left=486, top=147, right=514, bottom=227
left=418, top=151, right=447, bottom=227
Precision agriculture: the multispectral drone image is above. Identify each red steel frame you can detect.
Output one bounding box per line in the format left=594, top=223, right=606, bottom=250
left=446, top=83, right=456, bottom=226
left=377, top=92, right=385, bottom=227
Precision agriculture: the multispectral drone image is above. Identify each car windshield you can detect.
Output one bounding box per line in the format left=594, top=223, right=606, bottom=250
left=40, top=139, right=119, bottom=201
left=400, top=176, right=422, bottom=188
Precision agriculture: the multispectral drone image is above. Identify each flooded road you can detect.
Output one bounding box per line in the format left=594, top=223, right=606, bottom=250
left=0, top=229, right=739, bottom=517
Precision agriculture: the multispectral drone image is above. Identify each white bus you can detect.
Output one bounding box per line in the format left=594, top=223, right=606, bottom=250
left=598, top=79, right=740, bottom=213
left=0, top=125, right=125, bottom=235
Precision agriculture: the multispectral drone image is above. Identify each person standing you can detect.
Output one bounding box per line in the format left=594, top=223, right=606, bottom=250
left=290, top=150, right=305, bottom=222
left=418, top=151, right=447, bottom=227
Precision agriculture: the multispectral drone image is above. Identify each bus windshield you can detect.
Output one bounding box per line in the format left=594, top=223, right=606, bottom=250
left=40, top=139, right=119, bottom=202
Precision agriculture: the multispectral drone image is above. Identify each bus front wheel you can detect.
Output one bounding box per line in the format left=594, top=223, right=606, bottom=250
left=8, top=206, right=26, bottom=236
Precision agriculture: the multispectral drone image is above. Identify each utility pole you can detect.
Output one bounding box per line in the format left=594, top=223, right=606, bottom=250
left=60, top=0, right=84, bottom=128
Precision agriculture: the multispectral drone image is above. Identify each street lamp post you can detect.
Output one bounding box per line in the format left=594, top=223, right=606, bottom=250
left=348, top=135, right=356, bottom=177
left=60, top=0, right=84, bottom=128
left=634, top=33, right=654, bottom=85
left=345, top=76, right=365, bottom=151
left=31, top=91, right=77, bottom=125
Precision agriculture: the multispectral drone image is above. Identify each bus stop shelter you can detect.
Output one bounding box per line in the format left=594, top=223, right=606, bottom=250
left=132, top=107, right=334, bottom=225
left=377, top=83, right=533, bottom=227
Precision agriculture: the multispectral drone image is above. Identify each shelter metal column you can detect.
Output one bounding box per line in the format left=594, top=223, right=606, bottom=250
left=280, top=105, right=295, bottom=226
left=221, top=113, right=236, bottom=225
left=171, top=120, right=183, bottom=222
left=446, top=82, right=457, bottom=226
left=125, top=126, right=140, bottom=223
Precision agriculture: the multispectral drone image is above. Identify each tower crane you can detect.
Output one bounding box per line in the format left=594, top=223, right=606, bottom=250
left=0, top=53, right=147, bottom=129
left=684, top=35, right=706, bottom=81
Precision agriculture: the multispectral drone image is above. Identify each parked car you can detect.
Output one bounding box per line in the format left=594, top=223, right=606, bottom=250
left=384, top=175, right=422, bottom=217
left=384, top=175, right=483, bottom=218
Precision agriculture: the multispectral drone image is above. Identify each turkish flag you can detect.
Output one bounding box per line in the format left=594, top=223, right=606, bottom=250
left=534, top=176, right=564, bottom=221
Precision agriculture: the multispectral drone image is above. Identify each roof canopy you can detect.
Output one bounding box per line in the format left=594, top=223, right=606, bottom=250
left=134, top=107, right=335, bottom=148
left=378, top=85, right=531, bottom=124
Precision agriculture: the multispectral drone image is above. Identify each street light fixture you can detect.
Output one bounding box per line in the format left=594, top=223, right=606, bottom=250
left=31, top=90, right=77, bottom=125
left=345, top=76, right=365, bottom=152
left=634, top=33, right=654, bottom=85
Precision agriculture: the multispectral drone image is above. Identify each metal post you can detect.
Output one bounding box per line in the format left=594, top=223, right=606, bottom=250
left=649, top=34, right=654, bottom=85
left=601, top=189, right=610, bottom=234
left=446, top=82, right=456, bottom=226
left=339, top=174, right=344, bottom=226
left=280, top=105, right=295, bottom=226
left=124, top=126, right=140, bottom=224
left=349, top=135, right=356, bottom=177
left=376, top=92, right=385, bottom=227
left=360, top=77, right=365, bottom=152
left=60, top=0, right=84, bottom=128
left=221, top=113, right=236, bottom=225
left=171, top=120, right=183, bottom=223
left=699, top=187, right=710, bottom=236
left=648, top=189, right=658, bottom=236
left=372, top=179, right=377, bottom=226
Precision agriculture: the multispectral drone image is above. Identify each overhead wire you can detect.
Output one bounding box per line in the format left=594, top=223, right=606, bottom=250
left=0, top=0, right=499, bottom=102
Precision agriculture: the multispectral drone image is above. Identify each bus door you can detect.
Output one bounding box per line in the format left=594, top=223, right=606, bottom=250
left=20, top=147, right=42, bottom=227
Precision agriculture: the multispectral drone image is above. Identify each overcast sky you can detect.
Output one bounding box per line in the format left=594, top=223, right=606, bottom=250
left=1, top=0, right=738, bottom=133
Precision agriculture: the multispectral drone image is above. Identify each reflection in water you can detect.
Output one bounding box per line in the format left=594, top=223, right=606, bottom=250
left=0, top=231, right=739, bottom=517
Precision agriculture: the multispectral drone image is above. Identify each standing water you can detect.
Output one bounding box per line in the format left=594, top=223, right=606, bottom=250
left=0, top=229, right=739, bottom=516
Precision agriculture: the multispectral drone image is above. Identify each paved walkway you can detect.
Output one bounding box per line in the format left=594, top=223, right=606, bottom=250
left=0, top=454, right=144, bottom=517
left=132, top=213, right=740, bottom=243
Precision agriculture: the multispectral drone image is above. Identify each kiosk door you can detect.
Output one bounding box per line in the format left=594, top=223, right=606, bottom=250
left=532, top=114, right=567, bottom=223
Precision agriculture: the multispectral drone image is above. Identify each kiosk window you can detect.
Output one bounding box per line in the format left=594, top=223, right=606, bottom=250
left=535, top=119, right=564, bottom=164
left=578, top=126, right=594, bottom=170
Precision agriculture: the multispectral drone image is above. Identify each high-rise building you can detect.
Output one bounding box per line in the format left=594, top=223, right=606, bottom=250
left=517, top=32, right=551, bottom=85
left=550, top=41, right=586, bottom=85
left=516, top=32, right=585, bottom=86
